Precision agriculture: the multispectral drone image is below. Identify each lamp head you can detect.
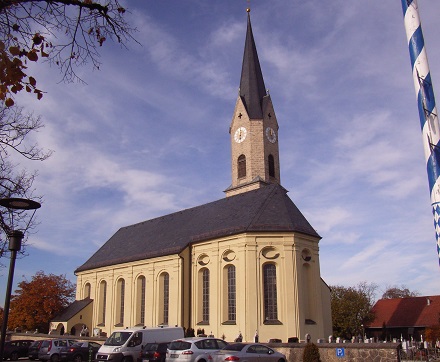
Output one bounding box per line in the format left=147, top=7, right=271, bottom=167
left=0, top=198, right=41, bottom=210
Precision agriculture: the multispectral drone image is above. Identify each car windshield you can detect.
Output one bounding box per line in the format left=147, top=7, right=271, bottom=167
left=143, top=343, right=158, bottom=351
left=104, top=331, right=132, bottom=346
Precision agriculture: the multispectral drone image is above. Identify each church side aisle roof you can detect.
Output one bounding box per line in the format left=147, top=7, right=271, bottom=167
left=75, top=184, right=320, bottom=273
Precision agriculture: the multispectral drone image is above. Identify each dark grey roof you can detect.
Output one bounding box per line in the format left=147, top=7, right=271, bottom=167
left=239, top=11, right=267, bottom=119
left=75, top=184, right=320, bottom=273
left=51, top=298, right=93, bottom=322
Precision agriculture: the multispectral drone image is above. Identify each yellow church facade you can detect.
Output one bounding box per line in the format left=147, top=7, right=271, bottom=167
left=53, top=10, right=332, bottom=344
left=74, top=225, right=331, bottom=342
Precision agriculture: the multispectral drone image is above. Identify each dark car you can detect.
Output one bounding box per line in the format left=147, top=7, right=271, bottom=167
left=3, top=339, right=35, bottom=360
left=59, top=341, right=101, bottom=362
left=137, top=342, right=169, bottom=362
left=29, top=340, right=43, bottom=360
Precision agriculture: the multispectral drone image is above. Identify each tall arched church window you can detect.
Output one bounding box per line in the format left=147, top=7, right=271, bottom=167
left=98, top=280, right=107, bottom=325
left=238, top=155, right=246, bottom=178
left=268, top=154, right=275, bottom=177
left=159, top=273, right=169, bottom=325
left=227, top=265, right=236, bottom=321
left=136, top=276, right=146, bottom=325
left=84, top=283, right=91, bottom=299
left=263, top=264, right=278, bottom=321
left=116, top=278, right=125, bottom=325
left=202, top=269, right=209, bottom=323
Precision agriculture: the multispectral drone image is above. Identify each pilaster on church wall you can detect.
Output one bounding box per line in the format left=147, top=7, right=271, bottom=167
left=243, top=235, right=259, bottom=341
left=281, top=235, right=301, bottom=339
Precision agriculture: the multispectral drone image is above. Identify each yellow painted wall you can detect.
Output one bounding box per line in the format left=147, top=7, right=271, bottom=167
left=75, top=232, right=331, bottom=342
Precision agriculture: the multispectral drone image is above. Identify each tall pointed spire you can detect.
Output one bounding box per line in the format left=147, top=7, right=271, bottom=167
left=239, top=9, right=266, bottom=119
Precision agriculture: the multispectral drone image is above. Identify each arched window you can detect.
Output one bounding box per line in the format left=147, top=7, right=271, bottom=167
left=136, top=276, right=146, bottom=325
left=268, top=154, right=275, bottom=178
left=227, top=265, right=236, bottom=321
left=238, top=155, right=246, bottom=178
left=159, top=273, right=169, bottom=325
left=263, top=264, right=278, bottom=321
left=200, top=269, right=210, bottom=323
left=116, top=278, right=125, bottom=325
left=98, top=280, right=107, bottom=325
left=84, top=283, right=91, bottom=299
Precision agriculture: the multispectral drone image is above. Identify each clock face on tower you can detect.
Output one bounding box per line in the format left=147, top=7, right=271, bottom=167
left=234, top=127, right=247, bottom=143
left=265, top=127, right=277, bottom=143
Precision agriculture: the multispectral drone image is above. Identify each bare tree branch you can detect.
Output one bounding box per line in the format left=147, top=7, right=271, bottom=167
left=0, top=0, right=136, bottom=104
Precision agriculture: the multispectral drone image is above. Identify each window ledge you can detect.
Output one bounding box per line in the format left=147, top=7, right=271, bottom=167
left=222, top=321, right=236, bottom=325
left=263, top=319, right=282, bottom=325
left=197, top=321, right=209, bottom=326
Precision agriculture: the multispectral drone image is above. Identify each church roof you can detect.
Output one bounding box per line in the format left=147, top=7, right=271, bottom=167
left=239, top=11, right=267, bottom=119
left=51, top=298, right=93, bottom=322
left=75, top=184, right=319, bottom=273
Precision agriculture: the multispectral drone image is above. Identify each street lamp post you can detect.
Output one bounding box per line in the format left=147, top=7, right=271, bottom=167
left=0, top=198, right=41, bottom=361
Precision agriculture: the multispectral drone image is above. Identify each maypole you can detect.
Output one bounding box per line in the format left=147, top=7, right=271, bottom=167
left=401, top=0, right=440, bottom=264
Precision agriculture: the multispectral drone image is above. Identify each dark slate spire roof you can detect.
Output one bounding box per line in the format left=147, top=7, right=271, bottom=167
left=75, top=184, right=319, bottom=273
left=239, top=10, right=267, bottom=119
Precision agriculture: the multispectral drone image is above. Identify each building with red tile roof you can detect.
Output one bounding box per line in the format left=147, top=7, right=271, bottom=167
left=366, top=295, right=440, bottom=341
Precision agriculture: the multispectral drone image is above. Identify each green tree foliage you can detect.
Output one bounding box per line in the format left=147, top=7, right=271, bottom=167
left=8, top=271, right=75, bottom=333
left=302, top=342, right=321, bottom=362
left=0, top=0, right=135, bottom=106
left=330, top=282, right=377, bottom=340
left=381, top=285, right=419, bottom=299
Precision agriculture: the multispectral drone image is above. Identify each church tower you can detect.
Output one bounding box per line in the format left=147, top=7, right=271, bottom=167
left=225, top=9, right=281, bottom=197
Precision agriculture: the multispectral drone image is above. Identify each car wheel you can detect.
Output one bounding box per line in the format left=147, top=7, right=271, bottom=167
left=277, top=359, right=285, bottom=362
left=73, top=354, right=83, bottom=362
left=10, top=352, right=19, bottom=361
left=51, top=354, right=59, bottom=362
left=121, top=357, right=132, bottom=362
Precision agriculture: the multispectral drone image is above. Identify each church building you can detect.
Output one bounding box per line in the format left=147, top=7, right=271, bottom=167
left=52, top=10, right=332, bottom=343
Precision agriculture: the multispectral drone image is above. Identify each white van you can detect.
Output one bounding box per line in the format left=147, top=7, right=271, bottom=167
left=96, top=326, right=184, bottom=362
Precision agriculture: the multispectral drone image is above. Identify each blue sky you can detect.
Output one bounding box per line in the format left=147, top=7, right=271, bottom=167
left=2, top=0, right=440, bottom=306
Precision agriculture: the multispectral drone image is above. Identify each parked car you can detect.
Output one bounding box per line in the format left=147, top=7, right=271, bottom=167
left=211, top=343, right=286, bottom=362
left=137, top=342, right=169, bottom=362
left=29, top=340, right=44, bottom=360
left=2, top=339, right=34, bottom=360
left=38, top=339, right=78, bottom=362
left=167, top=338, right=228, bottom=362
left=60, top=341, right=101, bottom=362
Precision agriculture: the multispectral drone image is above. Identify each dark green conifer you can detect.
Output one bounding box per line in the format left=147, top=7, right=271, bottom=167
left=302, top=342, right=321, bottom=362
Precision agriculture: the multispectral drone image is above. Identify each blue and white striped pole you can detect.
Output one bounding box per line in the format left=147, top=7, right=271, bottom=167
left=401, top=0, right=440, bottom=264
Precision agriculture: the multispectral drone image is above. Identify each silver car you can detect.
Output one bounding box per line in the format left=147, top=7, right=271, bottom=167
left=167, top=338, right=228, bottom=362
left=38, top=339, right=78, bottom=362
left=211, top=343, right=286, bottom=362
